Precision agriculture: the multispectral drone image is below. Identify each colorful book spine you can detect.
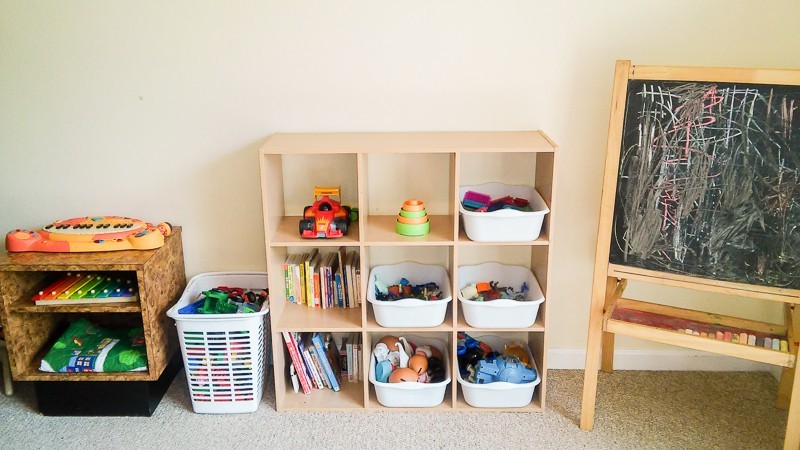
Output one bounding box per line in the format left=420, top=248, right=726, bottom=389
left=282, top=332, right=311, bottom=394
left=283, top=260, right=292, bottom=303
left=312, top=333, right=340, bottom=392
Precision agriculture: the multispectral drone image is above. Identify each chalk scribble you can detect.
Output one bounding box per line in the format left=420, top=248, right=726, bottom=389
left=611, top=80, right=800, bottom=289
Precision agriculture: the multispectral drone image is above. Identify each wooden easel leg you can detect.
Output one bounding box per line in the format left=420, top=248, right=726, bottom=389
left=601, top=278, right=619, bottom=373
left=776, top=366, right=793, bottom=410
left=784, top=354, right=800, bottom=449
left=777, top=305, right=798, bottom=410
left=581, top=276, right=618, bottom=430
left=778, top=304, right=800, bottom=449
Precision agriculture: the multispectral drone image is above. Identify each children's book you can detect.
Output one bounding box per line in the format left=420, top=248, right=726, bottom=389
left=309, top=252, right=321, bottom=308
left=353, top=253, right=362, bottom=306
left=323, top=252, right=337, bottom=308
left=334, top=273, right=344, bottom=309
left=312, top=332, right=340, bottom=392
left=283, top=257, right=292, bottom=302
left=336, top=246, right=349, bottom=307
left=282, top=332, right=311, bottom=394
left=323, top=333, right=342, bottom=385
left=354, top=333, right=362, bottom=381
left=298, top=333, right=323, bottom=389
left=308, top=343, right=330, bottom=389
left=339, top=335, right=349, bottom=380
left=289, top=363, right=300, bottom=393
left=346, top=332, right=357, bottom=382
left=304, top=249, right=319, bottom=307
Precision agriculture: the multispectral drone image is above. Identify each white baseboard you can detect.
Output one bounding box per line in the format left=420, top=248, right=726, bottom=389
left=548, top=348, right=784, bottom=379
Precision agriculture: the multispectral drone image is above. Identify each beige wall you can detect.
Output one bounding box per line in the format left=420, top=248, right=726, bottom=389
left=2, top=1, right=798, bottom=351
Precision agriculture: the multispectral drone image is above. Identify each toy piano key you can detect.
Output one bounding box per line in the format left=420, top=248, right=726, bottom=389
left=32, top=273, right=75, bottom=301
left=89, top=277, right=113, bottom=296
left=69, top=275, right=105, bottom=299
left=57, top=274, right=97, bottom=299
left=5, top=216, right=172, bottom=253
left=109, top=285, right=136, bottom=297
left=95, top=279, right=122, bottom=298
left=45, top=273, right=86, bottom=300
left=113, top=287, right=137, bottom=298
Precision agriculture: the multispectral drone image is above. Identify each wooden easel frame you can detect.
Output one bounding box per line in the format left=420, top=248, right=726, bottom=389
left=580, top=60, right=800, bottom=449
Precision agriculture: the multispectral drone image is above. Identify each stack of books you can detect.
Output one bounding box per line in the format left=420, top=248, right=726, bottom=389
left=282, top=332, right=363, bottom=394
left=283, top=247, right=360, bottom=308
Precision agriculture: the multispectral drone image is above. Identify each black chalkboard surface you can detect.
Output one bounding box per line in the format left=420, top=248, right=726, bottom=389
left=610, top=80, right=800, bottom=289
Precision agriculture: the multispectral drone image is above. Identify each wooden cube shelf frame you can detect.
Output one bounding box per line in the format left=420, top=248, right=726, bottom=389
left=0, top=228, right=186, bottom=382
left=259, top=131, right=557, bottom=412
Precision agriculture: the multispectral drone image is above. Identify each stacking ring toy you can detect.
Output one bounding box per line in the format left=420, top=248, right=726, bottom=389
left=399, top=209, right=427, bottom=218
left=402, top=200, right=426, bottom=212
left=397, top=215, right=428, bottom=225
left=396, top=220, right=430, bottom=236
left=396, top=199, right=430, bottom=236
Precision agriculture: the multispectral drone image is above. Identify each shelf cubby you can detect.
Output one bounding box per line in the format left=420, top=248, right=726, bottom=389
left=453, top=331, right=545, bottom=411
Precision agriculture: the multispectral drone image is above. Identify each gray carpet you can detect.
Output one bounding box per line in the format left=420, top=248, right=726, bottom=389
left=0, top=369, right=788, bottom=449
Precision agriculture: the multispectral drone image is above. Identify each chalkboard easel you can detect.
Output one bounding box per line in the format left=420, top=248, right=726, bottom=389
left=580, top=61, right=800, bottom=449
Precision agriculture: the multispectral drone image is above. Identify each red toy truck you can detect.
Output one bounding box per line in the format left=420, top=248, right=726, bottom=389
left=299, top=186, right=351, bottom=238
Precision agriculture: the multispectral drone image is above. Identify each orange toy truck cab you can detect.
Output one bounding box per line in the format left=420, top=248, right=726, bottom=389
left=299, top=186, right=352, bottom=238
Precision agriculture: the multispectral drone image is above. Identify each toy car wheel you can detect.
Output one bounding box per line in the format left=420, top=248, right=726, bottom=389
left=333, top=217, right=348, bottom=235
left=299, top=219, right=314, bottom=235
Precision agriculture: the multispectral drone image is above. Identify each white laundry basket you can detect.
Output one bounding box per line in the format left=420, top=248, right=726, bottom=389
left=167, top=272, right=269, bottom=414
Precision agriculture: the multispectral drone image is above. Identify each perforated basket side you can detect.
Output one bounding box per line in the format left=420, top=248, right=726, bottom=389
left=175, top=317, right=265, bottom=414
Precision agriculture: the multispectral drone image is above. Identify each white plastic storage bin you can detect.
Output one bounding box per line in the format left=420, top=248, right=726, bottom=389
left=367, top=262, right=452, bottom=328
left=369, top=334, right=451, bottom=407
left=458, top=262, right=544, bottom=329
left=457, top=335, right=540, bottom=408
left=167, top=272, right=269, bottom=414
left=459, top=182, right=550, bottom=242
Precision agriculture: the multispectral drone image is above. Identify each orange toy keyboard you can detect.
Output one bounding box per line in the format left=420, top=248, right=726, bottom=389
left=5, top=216, right=172, bottom=253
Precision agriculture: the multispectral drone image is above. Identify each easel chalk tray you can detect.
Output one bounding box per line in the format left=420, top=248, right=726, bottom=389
left=6, top=216, right=171, bottom=253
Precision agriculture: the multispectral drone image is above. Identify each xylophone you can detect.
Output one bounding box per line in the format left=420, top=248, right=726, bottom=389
left=5, top=216, right=171, bottom=253
left=32, top=272, right=138, bottom=305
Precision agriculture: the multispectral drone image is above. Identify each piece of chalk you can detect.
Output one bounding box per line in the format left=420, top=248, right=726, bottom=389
left=748, top=335, right=756, bottom=346
left=756, top=337, right=764, bottom=347
left=773, top=339, right=780, bottom=351
left=685, top=329, right=693, bottom=334
left=733, top=334, right=739, bottom=343
left=716, top=331, right=724, bottom=340
left=765, top=337, right=772, bottom=349
left=780, top=340, right=788, bottom=352
left=700, top=332, right=708, bottom=338
left=693, top=331, right=700, bottom=336
left=739, top=333, right=748, bottom=344
left=724, top=332, right=732, bottom=342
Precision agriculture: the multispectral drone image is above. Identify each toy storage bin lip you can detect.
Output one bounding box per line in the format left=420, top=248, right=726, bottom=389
left=369, top=334, right=451, bottom=407
left=458, top=182, right=550, bottom=218
left=457, top=335, right=540, bottom=407
left=366, top=262, right=452, bottom=328
left=457, top=262, right=545, bottom=328
left=458, top=297, right=544, bottom=308
left=167, top=271, right=269, bottom=320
